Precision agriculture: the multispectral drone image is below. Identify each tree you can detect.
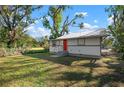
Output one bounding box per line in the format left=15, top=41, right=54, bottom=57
left=102, top=37, right=113, bottom=48
left=42, top=5, right=84, bottom=39
left=38, top=36, right=49, bottom=50
left=0, top=27, right=8, bottom=47
left=16, top=33, right=40, bottom=48
left=0, top=5, right=42, bottom=48
left=106, top=5, right=124, bottom=59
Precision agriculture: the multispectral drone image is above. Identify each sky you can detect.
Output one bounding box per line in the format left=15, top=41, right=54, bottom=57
left=26, top=5, right=110, bottom=39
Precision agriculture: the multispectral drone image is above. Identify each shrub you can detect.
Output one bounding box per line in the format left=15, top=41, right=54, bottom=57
left=24, top=49, right=49, bottom=54
left=0, top=48, right=6, bottom=57
left=0, top=47, right=26, bottom=57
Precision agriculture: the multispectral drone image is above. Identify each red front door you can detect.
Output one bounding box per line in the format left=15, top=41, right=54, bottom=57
left=63, top=39, right=68, bottom=51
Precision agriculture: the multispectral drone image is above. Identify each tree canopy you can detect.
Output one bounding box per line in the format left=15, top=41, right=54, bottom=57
left=106, top=5, right=124, bottom=59
left=0, top=5, right=42, bottom=48
left=42, top=5, right=84, bottom=39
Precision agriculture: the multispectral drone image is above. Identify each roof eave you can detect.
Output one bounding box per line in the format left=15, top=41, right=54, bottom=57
left=56, top=35, right=107, bottom=40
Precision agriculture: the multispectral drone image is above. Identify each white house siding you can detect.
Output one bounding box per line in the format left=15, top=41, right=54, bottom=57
left=49, top=45, right=63, bottom=52
left=49, top=40, right=63, bottom=53
left=60, top=40, right=63, bottom=45
left=49, top=41, right=52, bottom=46
left=68, top=39, right=78, bottom=45
left=85, top=37, right=100, bottom=45
left=67, top=37, right=101, bottom=56
left=68, top=46, right=100, bottom=56
left=50, top=37, right=101, bottom=56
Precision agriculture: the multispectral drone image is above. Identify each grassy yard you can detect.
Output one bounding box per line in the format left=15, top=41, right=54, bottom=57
left=0, top=50, right=124, bottom=87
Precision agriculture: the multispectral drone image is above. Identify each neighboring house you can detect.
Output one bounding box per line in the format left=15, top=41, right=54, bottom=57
left=49, top=28, right=107, bottom=58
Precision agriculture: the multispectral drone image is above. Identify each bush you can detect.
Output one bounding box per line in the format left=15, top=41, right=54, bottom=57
left=0, top=48, right=6, bottom=57
left=0, top=48, right=26, bottom=57
left=39, top=36, right=49, bottom=50
left=0, top=47, right=49, bottom=57
left=24, top=49, right=49, bottom=54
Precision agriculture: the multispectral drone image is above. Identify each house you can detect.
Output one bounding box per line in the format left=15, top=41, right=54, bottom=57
left=49, top=28, right=107, bottom=58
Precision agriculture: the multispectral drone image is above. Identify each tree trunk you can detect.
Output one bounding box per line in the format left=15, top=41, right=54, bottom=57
left=7, top=29, right=16, bottom=48
left=7, top=40, right=14, bottom=48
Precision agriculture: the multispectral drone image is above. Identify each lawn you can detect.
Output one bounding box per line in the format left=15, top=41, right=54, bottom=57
left=0, top=50, right=124, bottom=87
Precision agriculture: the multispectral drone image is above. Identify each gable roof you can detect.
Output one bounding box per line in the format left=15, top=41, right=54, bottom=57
left=57, top=28, right=107, bottom=40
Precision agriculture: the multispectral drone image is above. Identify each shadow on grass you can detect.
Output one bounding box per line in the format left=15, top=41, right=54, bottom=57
left=49, top=58, right=124, bottom=86
left=0, top=70, right=41, bottom=86
left=1, top=51, right=124, bottom=86
left=80, top=63, right=101, bottom=67
left=0, top=61, right=47, bottom=73
left=0, top=60, right=61, bottom=86
left=24, top=53, right=91, bottom=66
left=56, top=69, right=124, bottom=87
left=24, top=53, right=124, bottom=86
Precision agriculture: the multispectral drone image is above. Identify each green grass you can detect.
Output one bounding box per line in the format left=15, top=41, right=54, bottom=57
left=0, top=52, right=124, bottom=87
left=24, top=47, right=49, bottom=54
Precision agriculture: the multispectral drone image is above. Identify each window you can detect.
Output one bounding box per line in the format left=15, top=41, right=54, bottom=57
left=66, top=38, right=85, bottom=46
left=56, top=40, right=60, bottom=45
left=49, top=41, right=52, bottom=46
left=78, top=38, right=85, bottom=45
left=60, top=40, right=63, bottom=45
left=52, top=41, right=56, bottom=47
left=68, top=39, right=77, bottom=45
left=85, top=38, right=100, bottom=45
left=68, top=39, right=77, bottom=46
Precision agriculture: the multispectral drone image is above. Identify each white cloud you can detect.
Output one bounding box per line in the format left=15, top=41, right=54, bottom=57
left=35, top=20, right=39, bottom=24
left=94, top=20, right=98, bottom=23
left=37, top=27, right=50, bottom=37
left=26, top=25, right=50, bottom=38
left=25, top=25, right=34, bottom=31
left=40, top=16, right=50, bottom=21
left=46, top=16, right=50, bottom=20
left=34, top=16, right=51, bottom=24
left=30, top=23, right=35, bottom=26
left=40, top=17, right=43, bottom=20
left=75, top=12, right=88, bottom=17
left=107, top=15, right=114, bottom=25
left=83, top=23, right=99, bottom=29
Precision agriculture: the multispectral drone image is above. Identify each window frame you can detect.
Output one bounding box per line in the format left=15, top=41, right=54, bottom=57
left=52, top=41, right=56, bottom=47
left=77, top=38, right=85, bottom=45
